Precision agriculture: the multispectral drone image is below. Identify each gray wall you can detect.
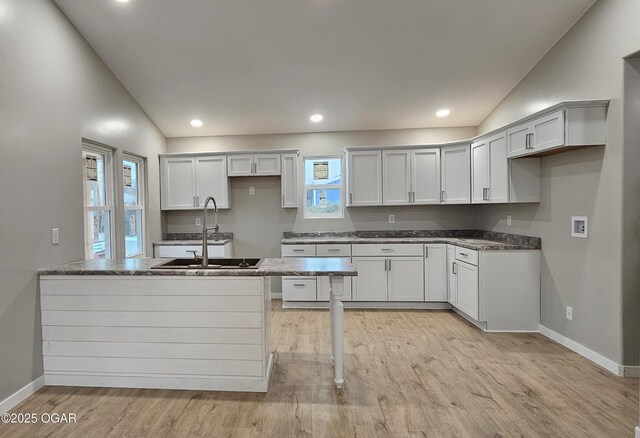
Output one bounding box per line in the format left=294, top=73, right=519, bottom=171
left=477, top=0, right=640, bottom=365
left=0, top=0, right=166, bottom=402
left=166, top=127, right=478, bottom=291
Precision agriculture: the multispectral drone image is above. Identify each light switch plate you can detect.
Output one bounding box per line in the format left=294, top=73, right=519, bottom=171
left=388, top=214, right=395, bottom=224
left=249, top=186, right=255, bottom=195
left=195, top=217, right=202, bottom=226
left=566, top=306, right=573, bottom=321
left=507, top=215, right=512, bottom=226
left=52, top=228, right=59, bottom=245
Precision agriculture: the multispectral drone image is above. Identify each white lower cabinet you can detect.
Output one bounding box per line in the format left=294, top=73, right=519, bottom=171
left=387, top=257, right=424, bottom=301
left=352, top=255, right=424, bottom=302
left=454, top=260, right=479, bottom=320
left=282, top=278, right=317, bottom=301
left=424, top=244, right=448, bottom=302
left=447, top=245, right=457, bottom=306
left=352, top=257, right=388, bottom=301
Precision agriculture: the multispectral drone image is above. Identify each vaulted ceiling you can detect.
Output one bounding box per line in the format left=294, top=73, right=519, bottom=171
left=54, top=0, right=596, bottom=137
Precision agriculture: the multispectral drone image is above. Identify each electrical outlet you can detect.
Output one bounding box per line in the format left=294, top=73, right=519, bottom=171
left=195, top=217, right=202, bottom=226
left=249, top=186, right=255, bottom=196
left=566, top=306, right=573, bottom=321
left=51, top=228, right=59, bottom=245
left=388, top=214, right=395, bottom=224
left=507, top=215, right=512, bottom=226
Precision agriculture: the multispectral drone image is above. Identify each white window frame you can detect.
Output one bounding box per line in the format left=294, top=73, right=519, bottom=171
left=303, top=155, right=344, bottom=219
left=122, top=153, right=147, bottom=258
left=82, top=142, right=115, bottom=260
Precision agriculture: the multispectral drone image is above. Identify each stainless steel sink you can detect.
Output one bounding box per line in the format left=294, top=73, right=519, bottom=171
left=151, top=258, right=263, bottom=269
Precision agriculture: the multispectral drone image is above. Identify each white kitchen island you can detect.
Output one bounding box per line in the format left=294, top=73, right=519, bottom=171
left=38, top=257, right=356, bottom=392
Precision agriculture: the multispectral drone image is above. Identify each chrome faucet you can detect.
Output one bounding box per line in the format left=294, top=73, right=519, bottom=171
left=201, top=196, right=219, bottom=267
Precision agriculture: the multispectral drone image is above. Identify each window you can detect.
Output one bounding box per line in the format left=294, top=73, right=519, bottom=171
left=303, top=156, right=343, bottom=218
left=82, top=145, right=114, bottom=259
left=123, top=155, right=146, bottom=257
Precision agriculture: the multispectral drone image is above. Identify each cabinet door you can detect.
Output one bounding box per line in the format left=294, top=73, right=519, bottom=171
left=227, top=155, right=254, bottom=176
left=281, top=154, right=298, bottom=208
left=254, top=154, right=281, bottom=175
left=424, top=244, right=447, bottom=302
left=195, top=156, right=230, bottom=209
left=411, top=149, right=440, bottom=204
left=507, top=124, right=530, bottom=158
left=351, top=257, right=387, bottom=301
left=471, top=139, right=490, bottom=204
left=447, top=246, right=457, bottom=306
left=488, top=132, right=509, bottom=203
left=455, top=261, right=479, bottom=320
left=531, top=110, right=565, bottom=153
left=382, top=150, right=411, bottom=205
left=388, top=257, right=424, bottom=301
left=161, top=157, right=196, bottom=210
left=441, top=145, right=470, bottom=204
left=347, top=151, right=382, bottom=206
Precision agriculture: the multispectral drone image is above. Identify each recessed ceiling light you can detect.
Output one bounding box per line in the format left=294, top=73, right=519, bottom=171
left=310, top=114, right=324, bottom=123
left=115, top=0, right=130, bottom=3
left=436, top=109, right=451, bottom=118
left=190, top=119, right=203, bottom=128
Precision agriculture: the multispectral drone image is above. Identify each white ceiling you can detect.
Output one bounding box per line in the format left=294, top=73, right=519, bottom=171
left=54, top=0, right=596, bottom=138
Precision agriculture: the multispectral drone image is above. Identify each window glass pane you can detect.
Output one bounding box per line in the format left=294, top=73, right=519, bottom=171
left=125, top=209, right=144, bottom=257
left=306, top=188, right=342, bottom=215
left=83, top=152, right=106, bottom=207
left=304, top=158, right=341, bottom=186
left=123, top=160, right=139, bottom=206
left=86, top=210, right=111, bottom=259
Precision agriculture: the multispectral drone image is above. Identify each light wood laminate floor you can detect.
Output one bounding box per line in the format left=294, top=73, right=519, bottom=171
left=2, top=302, right=638, bottom=437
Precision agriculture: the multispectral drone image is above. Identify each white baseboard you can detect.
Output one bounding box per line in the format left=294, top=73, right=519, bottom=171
left=0, top=376, right=44, bottom=414
left=271, top=292, right=282, bottom=299
left=539, top=325, right=623, bottom=376
left=635, top=425, right=640, bottom=438
left=621, top=366, right=640, bottom=378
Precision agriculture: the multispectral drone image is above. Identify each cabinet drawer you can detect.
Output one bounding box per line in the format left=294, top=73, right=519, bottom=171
left=352, top=243, right=423, bottom=257
left=282, top=278, right=317, bottom=301
left=455, top=247, right=478, bottom=266
left=155, top=245, right=227, bottom=258
left=316, top=244, right=352, bottom=257
left=281, top=245, right=316, bottom=257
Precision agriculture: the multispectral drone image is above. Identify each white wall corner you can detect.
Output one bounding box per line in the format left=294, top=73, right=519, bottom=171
left=0, top=376, right=44, bottom=414
left=538, top=325, right=621, bottom=376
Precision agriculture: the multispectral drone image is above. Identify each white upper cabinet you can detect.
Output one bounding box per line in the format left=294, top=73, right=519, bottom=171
left=280, top=153, right=298, bottom=208
left=161, top=155, right=229, bottom=210
left=254, top=154, right=281, bottom=175
left=411, top=149, right=441, bottom=204
left=471, top=132, right=508, bottom=204
left=506, top=104, right=607, bottom=158
left=440, top=145, right=470, bottom=204
left=382, top=150, right=411, bottom=205
left=471, top=138, right=490, bottom=204
left=347, top=150, right=382, bottom=206
left=161, top=156, right=197, bottom=210
left=382, top=148, right=440, bottom=206
left=227, top=154, right=253, bottom=176
left=195, top=156, right=230, bottom=209
left=228, top=153, right=281, bottom=176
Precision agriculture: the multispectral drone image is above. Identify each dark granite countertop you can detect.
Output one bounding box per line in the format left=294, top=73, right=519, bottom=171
left=281, top=230, right=540, bottom=251
left=153, top=239, right=233, bottom=246
left=154, top=232, right=233, bottom=246
left=38, top=257, right=357, bottom=277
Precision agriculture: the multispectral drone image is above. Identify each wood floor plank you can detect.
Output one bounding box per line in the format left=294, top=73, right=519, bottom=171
left=1, top=302, right=637, bottom=438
